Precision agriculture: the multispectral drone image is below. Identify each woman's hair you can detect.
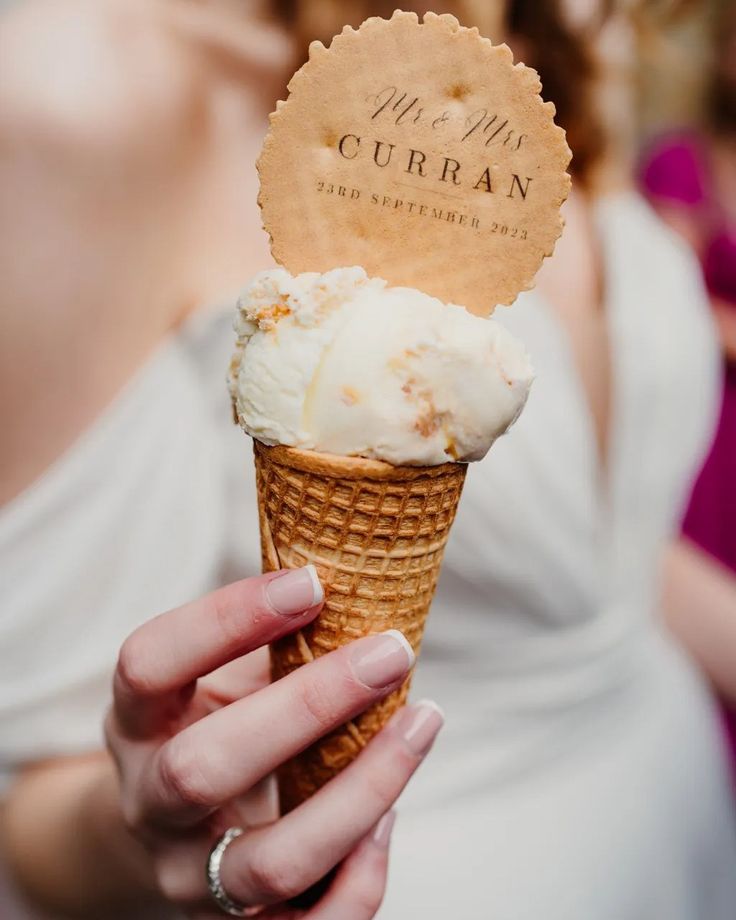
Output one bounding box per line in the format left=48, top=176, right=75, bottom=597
left=505, top=0, right=609, bottom=186
left=708, top=0, right=736, bottom=136
left=271, top=1, right=610, bottom=185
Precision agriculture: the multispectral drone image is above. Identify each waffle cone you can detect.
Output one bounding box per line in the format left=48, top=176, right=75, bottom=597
left=253, top=440, right=466, bottom=813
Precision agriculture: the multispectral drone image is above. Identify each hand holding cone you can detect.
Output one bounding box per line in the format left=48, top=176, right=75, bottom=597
left=254, top=441, right=466, bottom=812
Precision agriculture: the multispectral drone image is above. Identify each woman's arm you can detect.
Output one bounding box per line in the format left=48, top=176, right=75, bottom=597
left=661, top=538, right=736, bottom=705
left=1, top=754, right=156, bottom=918
left=712, top=297, right=736, bottom=363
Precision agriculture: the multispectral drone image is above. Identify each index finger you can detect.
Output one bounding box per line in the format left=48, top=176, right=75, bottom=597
left=113, top=566, right=323, bottom=739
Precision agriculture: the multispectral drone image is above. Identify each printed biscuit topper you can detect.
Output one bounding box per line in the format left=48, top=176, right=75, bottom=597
left=258, top=10, right=571, bottom=315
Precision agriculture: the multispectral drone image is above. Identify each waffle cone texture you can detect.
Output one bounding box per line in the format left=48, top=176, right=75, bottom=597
left=253, top=440, right=466, bottom=813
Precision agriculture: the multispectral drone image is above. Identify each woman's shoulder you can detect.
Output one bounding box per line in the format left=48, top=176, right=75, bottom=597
left=0, top=0, right=202, bottom=148
left=600, top=191, right=709, bottom=298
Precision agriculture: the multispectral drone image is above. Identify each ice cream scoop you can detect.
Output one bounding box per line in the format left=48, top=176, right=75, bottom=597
left=229, top=266, right=533, bottom=466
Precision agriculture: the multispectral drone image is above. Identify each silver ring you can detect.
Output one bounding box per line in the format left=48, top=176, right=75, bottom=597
left=206, top=827, right=263, bottom=917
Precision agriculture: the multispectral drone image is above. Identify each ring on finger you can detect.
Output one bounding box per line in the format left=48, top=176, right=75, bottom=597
left=206, top=827, right=264, bottom=917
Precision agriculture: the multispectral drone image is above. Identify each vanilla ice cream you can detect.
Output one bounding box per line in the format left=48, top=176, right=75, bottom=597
left=229, top=267, right=533, bottom=466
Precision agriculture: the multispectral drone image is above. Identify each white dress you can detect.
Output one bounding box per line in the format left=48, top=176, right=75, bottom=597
left=1, top=194, right=735, bottom=919
left=381, top=194, right=736, bottom=918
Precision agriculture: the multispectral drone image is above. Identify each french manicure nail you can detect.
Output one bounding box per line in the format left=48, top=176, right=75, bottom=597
left=350, top=630, right=415, bottom=689
left=265, top=565, right=323, bottom=616
left=395, top=700, right=444, bottom=756
left=372, top=811, right=397, bottom=850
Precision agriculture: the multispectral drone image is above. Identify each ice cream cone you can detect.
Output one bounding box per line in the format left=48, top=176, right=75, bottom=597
left=253, top=439, right=466, bottom=813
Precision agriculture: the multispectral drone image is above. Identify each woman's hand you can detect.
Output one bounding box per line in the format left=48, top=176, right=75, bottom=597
left=105, top=566, right=442, bottom=918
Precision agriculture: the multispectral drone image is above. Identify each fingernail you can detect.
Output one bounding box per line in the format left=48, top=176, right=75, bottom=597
left=372, top=810, right=397, bottom=850
left=350, top=630, right=415, bottom=689
left=394, top=700, right=444, bottom=756
left=265, top=565, right=323, bottom=616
